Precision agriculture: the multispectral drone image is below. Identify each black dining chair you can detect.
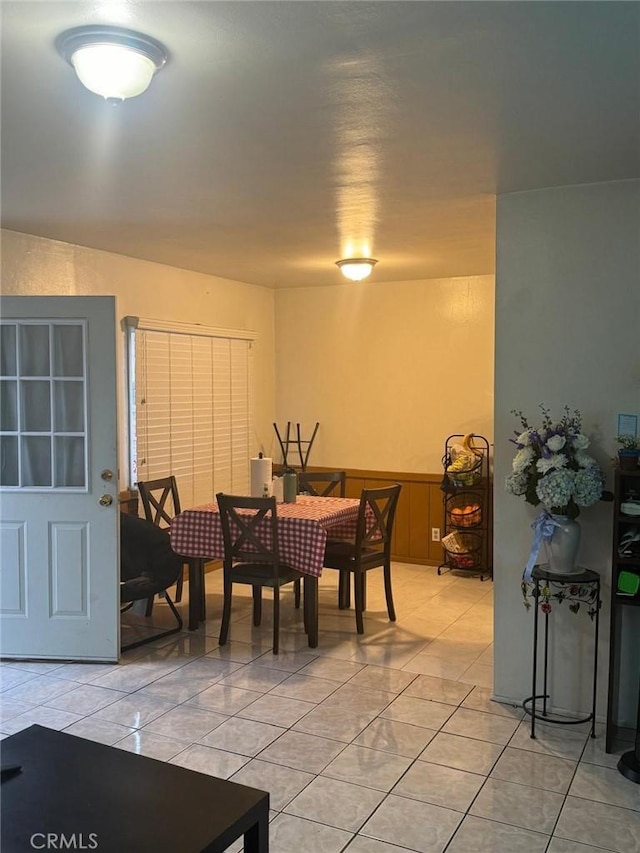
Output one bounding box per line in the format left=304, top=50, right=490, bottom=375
left=120, top=513, right=183, bottom=652
left=138, top=476, right=207, bottom=622
left=298, top=471, right=346, bottom=497
left=216, top=493, right=307, bottom=654
left=137, top=476, right=185, bottom=605
left=323, top=484, right=402, bottom=634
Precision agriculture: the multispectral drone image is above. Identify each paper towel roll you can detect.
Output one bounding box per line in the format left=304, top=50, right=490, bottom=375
left=250, top=457, right=273, bottom=497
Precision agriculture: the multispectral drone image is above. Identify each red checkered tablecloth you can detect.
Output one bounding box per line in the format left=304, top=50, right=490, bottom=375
left=170, top=495, right=361, bottom=578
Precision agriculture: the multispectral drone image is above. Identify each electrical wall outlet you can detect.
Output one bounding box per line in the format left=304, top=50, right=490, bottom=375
left=431, top=527, right=441, bottom=542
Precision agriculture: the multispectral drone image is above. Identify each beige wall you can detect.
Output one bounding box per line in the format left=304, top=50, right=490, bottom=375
left=494, top=179, right=640, bottom=721
left=274, top=275, right=495, bottom=472
left=1, top=231, right=496, bottom=480
left=0, top=230, right=277, bottom=484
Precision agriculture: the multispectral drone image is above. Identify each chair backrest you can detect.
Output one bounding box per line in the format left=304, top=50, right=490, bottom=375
left=355, top=484, right=402, bottom=558
left=137, top=477, right=181, bottom=528
left=216, top=493, right=281, bottom=576
left=298, top=471, right=346, bottom=497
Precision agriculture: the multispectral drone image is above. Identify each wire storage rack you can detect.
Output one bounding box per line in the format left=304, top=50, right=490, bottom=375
left=438, top=433, right=493, bottom=581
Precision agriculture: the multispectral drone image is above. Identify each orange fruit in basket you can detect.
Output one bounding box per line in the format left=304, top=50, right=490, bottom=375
left=451, top=508, right=463, bottom=516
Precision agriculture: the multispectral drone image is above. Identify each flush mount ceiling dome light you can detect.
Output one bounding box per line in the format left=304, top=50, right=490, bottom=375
left=335, top=258, right=378, bottom=282
left=56, top=25, right=168, bottom=100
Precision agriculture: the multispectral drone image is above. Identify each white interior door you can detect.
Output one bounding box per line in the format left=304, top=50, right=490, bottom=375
left=0, top=296, right=119, bottom=661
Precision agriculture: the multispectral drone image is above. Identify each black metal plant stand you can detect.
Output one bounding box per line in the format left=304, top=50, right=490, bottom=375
left=523, top=565, right=600, bottom=740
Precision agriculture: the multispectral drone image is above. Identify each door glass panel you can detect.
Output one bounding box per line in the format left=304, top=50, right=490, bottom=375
left=0, top=436, right=19, bottom=486
left=54, top=436, right=85, bottom=487
left=19, top=325, right=50, bottom=376
left=21, top=380, right=51, bottom=431
left=21, top=436, right=52, bottom=486
left=0, top=381, right=18, bottom=431
left=53, top=325, right=84, bottom=377
left=53, top=381, right=84, bottom=432
left=2, top=320, right=88, bottom=490
left=0, top=325, right=17, bottom=375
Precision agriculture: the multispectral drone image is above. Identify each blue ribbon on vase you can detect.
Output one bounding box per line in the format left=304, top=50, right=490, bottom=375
left=523, top=511, right=562, bottom=582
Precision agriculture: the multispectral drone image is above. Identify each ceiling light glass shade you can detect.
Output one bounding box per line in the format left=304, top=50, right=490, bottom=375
left=336, top=258, right=378, bottom=281
left=71, top=44, right=156, bottom=99
left=57, top=26, right=167, bottom=100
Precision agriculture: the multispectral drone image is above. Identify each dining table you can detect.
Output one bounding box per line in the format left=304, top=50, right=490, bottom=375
left=170, top=494, right=361, bottom=639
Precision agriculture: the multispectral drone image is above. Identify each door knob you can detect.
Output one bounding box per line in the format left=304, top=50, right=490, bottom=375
left=99, top=494, right=113, bottom=506
left=101, top=469, right=114, bottom=481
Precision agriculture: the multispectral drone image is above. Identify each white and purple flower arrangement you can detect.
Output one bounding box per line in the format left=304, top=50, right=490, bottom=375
left=506, top=405, right=604, bottom=520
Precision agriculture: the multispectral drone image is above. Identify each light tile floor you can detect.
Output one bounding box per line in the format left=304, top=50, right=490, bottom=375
left=2, top=563, right=638, bottom=853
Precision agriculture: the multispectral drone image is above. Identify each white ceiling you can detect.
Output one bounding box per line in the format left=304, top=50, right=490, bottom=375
left=2, top=1, right=638, bottom=288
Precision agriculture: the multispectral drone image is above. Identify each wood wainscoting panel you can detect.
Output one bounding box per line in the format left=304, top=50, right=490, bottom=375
left=393, top=483, right=411, bottom=559
left=344, top=477, right=366, bottom=500
left=428, top=482, right=446, bottom=563
left=312, top=467, right=446, bottom=566
left=408, top=481, right=429, bottom=561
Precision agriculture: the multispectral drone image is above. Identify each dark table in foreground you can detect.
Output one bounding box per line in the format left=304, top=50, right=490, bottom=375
left=1, top=725, right=269, bottom=853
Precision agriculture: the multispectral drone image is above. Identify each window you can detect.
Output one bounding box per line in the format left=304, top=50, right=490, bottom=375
left=1, top=321, right=87, bottom=490
left=126, top=318, right=254, bottom=508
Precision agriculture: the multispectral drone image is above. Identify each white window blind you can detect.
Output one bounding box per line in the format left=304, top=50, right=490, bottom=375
left=129, top=321, right=253, bottom=508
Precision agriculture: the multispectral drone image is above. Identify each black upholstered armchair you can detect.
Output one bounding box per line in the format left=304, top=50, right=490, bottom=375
left=120, top=513, right=183, bottom=651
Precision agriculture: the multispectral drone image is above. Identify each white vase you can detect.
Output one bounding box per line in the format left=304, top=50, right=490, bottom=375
left=543, top=514, right=582, bottom=574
